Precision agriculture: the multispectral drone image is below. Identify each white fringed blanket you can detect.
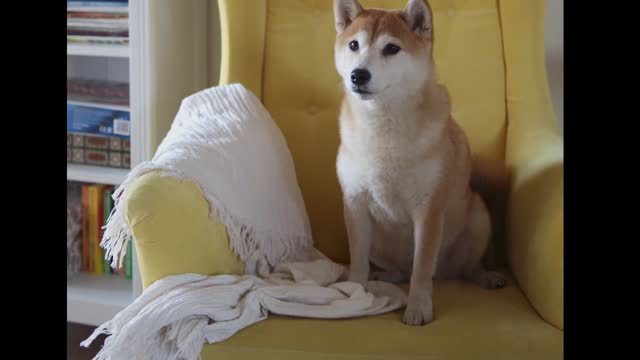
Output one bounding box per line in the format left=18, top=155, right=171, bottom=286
left=101, top=83, right=314, bottom=275
left=81, top=257, right=406, bottom=359
left=83, top=84, right=406, bottom=359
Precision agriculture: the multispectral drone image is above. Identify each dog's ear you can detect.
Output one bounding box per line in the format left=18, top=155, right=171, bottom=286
left=403, top=0, right=433, bottom=37
left=334, top=0, right=364, bottom=33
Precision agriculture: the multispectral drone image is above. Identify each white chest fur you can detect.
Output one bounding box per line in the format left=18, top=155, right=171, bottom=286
left=337, top=119, right=443, bottom=226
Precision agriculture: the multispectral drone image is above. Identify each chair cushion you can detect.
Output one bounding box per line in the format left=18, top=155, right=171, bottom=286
left=202, top=279, right=562, bottom=360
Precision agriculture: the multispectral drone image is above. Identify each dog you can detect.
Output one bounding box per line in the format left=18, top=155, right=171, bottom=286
left=333, top=0, right=506, bottom=326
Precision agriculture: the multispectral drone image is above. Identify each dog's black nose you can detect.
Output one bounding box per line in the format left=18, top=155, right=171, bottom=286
left=351, top=69, right=371, bottom=86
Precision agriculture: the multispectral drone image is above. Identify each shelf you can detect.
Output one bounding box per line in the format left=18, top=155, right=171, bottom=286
left=67, top=99, right=130, bottom=112
left=67, top=273, right=132, bottom=326
left=67, top=164, right=129, bottom=185
left=67, top=43, right=129, bottom=58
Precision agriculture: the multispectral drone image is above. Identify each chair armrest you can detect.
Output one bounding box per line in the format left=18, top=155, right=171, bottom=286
left=506, top=126, right=563, bottom=330
left=124, top=171, right=243, bottom=289
left=499, top=0, right=564, bottom=330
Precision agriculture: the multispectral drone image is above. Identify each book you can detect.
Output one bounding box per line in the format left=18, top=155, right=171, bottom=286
left=88, top=185, right=107, bottom=274
left=67, top=1, right=129, bottom=13
left=67, top=182, right=83, bottom=274
left=67, top=78, right=129, bottom=106
left=67, top=102, right=130, bottom=139
left=68, top=11, right=128, bottom=20
left=67, top=36, right=129, bottom=45
left=81, top=185, right=91, bottom=271
left=68, top=0, right=128, bottom=5
left=67, top=132, right=129, bottom=169
left=85, top=149, right=110, bottom=166
left=67, top=29, right=129, bottom=37
left=125, top=239, right=132, bottom=279
left=84, top=134, right=110, bottom=150
left=109, top=151, right=122, bottom=167
left=72, top=148, right=85, bottom=164
left=67, top=20, right=129, bottom=29
left=67, top=8, right=129, bottom=15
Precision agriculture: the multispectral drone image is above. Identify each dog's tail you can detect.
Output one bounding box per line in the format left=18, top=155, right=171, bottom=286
left=470, top=156, right=511, bottom=269
left=470, top=156, right=511, bottom=197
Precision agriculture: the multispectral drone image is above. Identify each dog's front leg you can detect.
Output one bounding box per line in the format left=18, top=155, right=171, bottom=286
left=344, top=196, right=373, bottom=286
left=403, top=204, right=445, bottom=326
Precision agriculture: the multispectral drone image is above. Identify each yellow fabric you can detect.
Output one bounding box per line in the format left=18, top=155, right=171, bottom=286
left=201, top=280, right=562, bottom=360
left=218, top=0, right=266, bottom=100
left=499, top=0, right=564, bottom=330
left=125, top=0, right=563, bottom=357
left=124, top=171, right=244, bottom=288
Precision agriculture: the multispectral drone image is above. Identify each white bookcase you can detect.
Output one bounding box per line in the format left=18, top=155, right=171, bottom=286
left=67, top=0, right=211, bottom=326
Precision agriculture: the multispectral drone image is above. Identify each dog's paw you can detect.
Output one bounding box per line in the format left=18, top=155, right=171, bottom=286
left=402, top=298, right=433, bottom=326
left=347, top=271, right=369, bottom=289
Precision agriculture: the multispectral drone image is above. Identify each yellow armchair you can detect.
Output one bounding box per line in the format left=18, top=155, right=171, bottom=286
left=124, top=0, right=563, bottom=358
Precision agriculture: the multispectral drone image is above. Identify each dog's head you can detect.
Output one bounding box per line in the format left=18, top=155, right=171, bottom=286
left=333, top=0, right=434, bottom=102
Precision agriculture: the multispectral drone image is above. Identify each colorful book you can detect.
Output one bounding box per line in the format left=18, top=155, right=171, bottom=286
left=67, top=78, right=129, bottom=106
left=67, top=36, right=129, bottom=45
left=102, top=187, right=113, bottom=274
left=67, top=102, right=130, bottom=139
left=81, top=185, right=90, bottom=271
left=125, top=238, right=132, bottom=279
left=88, top=184, right=107, bottom=274
left=68, top=0, right=128, bottom=5
left=68, top=0, right=129, bottom=5
left=67, top=20, right=129, bottom=29
left=67, top=1, right=129, bottom=13
left=68, top=12, right=129, bottom=20
left=67, top=29, right=129, bottom=37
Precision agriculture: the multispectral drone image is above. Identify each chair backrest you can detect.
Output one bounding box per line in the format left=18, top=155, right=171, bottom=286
left=220, top=0, right=509, bottom=263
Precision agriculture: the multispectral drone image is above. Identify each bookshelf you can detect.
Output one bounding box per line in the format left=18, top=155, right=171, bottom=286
left=67, top=0, right=211, bottom=327
left=67, top=43, right=129, bottom=58
left=67, top=273, right=132, bottom=325
left=67, top=164, right=129, bottom=185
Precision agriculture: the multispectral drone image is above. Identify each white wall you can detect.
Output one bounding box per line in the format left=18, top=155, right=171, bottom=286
left=544, top=0, right=563, bottom=131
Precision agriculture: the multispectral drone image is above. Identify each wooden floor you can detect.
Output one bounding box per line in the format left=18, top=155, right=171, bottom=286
left=67, top=322, right=105, bottom=360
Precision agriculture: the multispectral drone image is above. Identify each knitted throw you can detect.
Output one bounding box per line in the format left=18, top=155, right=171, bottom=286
left=101, top=83, right=314, bottom=275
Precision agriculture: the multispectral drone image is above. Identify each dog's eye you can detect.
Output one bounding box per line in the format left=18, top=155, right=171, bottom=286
left=349, top=40, right=359, bottom=51
left=383, top=44, right=401, bottom=55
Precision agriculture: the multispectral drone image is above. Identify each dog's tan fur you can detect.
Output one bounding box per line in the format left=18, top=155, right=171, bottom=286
left=333, top=0, right=506, bottom=326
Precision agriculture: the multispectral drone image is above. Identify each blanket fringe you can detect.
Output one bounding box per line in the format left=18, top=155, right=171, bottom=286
left=100, top=162, right=313, bottom=272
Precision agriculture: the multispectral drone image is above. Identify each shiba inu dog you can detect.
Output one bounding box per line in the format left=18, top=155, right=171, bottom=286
left=333, top=0, right=506, bottom=326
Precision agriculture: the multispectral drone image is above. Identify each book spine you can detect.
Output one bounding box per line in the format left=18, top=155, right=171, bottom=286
left=102, top=187, right=112, bottom=274
left=125, top=239, right=132, bottom=279
left=67, top=1, right=128, bottom=7
left=88, top=185, right=103, bottom=274
left=67, top=103, right=130, bottom=139
left=81, top=185, right=90, bottom=272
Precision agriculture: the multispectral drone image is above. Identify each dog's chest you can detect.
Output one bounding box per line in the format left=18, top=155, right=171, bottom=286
left=340, top=145, right=440, bottom=224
